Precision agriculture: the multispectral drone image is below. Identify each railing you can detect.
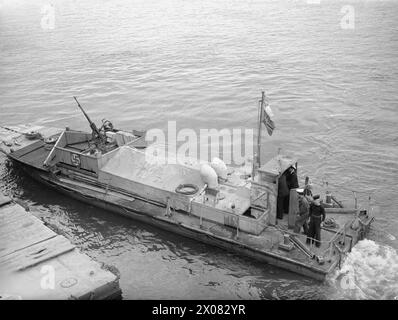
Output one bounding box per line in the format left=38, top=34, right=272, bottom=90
left=274, top=220, right=350, bottom=265
left=308, top=179, right=376, bottom=210
left=319, top=222, right=350, bottom=264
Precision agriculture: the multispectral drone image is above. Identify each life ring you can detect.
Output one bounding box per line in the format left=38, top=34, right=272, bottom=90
left=175, top=184, right=199, bottom=195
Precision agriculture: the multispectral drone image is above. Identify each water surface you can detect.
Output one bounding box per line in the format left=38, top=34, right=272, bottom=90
left=1, top=0, right=397, bottom=299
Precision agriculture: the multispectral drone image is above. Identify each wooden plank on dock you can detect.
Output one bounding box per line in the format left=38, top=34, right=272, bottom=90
left=0, top=205, right=56, bottom=258
left=0, top=195, right=121, bottom=300
left=0, top=235, right=75, bottom=272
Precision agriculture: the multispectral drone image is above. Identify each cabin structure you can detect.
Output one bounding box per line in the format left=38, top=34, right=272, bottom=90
left=252, top=155, right=298, bottom=226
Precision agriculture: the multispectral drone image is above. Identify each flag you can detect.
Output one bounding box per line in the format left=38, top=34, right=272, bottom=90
left=261, top=103, right=275, bottom=136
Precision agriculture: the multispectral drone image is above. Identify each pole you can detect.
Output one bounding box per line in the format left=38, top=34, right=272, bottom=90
left=257, top=91, right=265, bottom=168
left=251, top=91, right=265, bottom=179
left=252, top=94, right=261, bottom=179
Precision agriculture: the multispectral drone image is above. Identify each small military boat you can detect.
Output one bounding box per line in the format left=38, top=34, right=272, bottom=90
left=0, top=93, right=374, bottom=281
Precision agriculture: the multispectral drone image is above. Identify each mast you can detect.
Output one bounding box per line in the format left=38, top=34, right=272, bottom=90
left=252, top=91, right=265, bottom=179
left=257, top=91, right=265, bottom=168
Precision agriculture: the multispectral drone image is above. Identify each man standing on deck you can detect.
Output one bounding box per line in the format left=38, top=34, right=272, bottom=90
left=306, top=195, right=326, bottom=248
left=284, top=166, right=299, bottom=214
left=286, top=166, right=299, bottom=191
left=277, top=172, right=289, bottom=219
left=294, top=190, right=309, bottom=234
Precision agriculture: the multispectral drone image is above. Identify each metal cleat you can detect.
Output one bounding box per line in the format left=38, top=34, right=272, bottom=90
left=316, top=256, right=325, bottom=265
left=279, top=234, right=294, bottom=251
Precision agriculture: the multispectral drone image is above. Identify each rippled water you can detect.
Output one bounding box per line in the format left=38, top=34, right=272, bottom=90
left=1, top=0, right=397, bottom=299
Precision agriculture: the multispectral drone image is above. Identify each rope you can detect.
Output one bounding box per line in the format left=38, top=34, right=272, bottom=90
left=323, top=217, right=338, bottom=229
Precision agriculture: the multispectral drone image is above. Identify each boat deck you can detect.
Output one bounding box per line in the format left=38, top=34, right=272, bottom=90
left=0, top=125, right=60, bottom=171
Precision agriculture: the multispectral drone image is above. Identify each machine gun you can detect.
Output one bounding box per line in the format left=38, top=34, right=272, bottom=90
left=73, top=96, right=106, bottom=144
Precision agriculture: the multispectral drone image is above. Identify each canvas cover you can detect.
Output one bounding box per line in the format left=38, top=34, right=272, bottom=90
left=99, top=145, right=205, bottom=194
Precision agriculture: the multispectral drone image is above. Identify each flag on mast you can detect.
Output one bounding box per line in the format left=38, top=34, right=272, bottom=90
left=261, top=102, right=275, bottom=136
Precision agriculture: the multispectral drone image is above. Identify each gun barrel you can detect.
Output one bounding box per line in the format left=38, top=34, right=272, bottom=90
left=74, top=96, right=90, bottom=120
left=73, top=96, right=100, bottom=136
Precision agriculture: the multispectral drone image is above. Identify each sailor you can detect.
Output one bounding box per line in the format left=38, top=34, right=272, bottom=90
left=284, top=166, right=299, bottom=213
left=277, top=172, right=289, bottom=219
left=306, top=195, right=326, bottom=248
left=286, top=166, right=299, bottom=190
left=304, top=185, right=313, bottom=197
left=102, top=119, right=114, bottom=132
left=303, top=179, right=313, bottom=198
left=277, top=166, right=300, bottom=219
left=294, top=189, right=309, bottom=234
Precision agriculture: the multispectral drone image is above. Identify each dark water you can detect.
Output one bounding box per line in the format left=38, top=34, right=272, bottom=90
left=1, top=0, right=397, bottom=299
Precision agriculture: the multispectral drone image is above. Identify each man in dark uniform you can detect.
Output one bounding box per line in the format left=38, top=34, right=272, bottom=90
left=285, top=166, right=299, bottom=213
left=277, top=172, right=289, bottom=219
left=306, top=195, right=326, bottom=247
left=277, top=166, right=299, bottom=219
left=286, top=166, right=299, bottom=190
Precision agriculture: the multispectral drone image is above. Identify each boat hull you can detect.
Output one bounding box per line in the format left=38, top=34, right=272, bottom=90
left=11, top=159, right=334, bottom=281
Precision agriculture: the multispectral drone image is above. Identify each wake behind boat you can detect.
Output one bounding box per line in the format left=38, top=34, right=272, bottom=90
left=0, top=93, right=374, bottom=281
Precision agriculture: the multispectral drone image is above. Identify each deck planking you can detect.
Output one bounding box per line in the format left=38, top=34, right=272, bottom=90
left=0, top=193, right=121, bottom=300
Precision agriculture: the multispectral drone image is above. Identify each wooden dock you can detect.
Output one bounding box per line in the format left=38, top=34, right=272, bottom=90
left=0, top=193, right=121, bottom=300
